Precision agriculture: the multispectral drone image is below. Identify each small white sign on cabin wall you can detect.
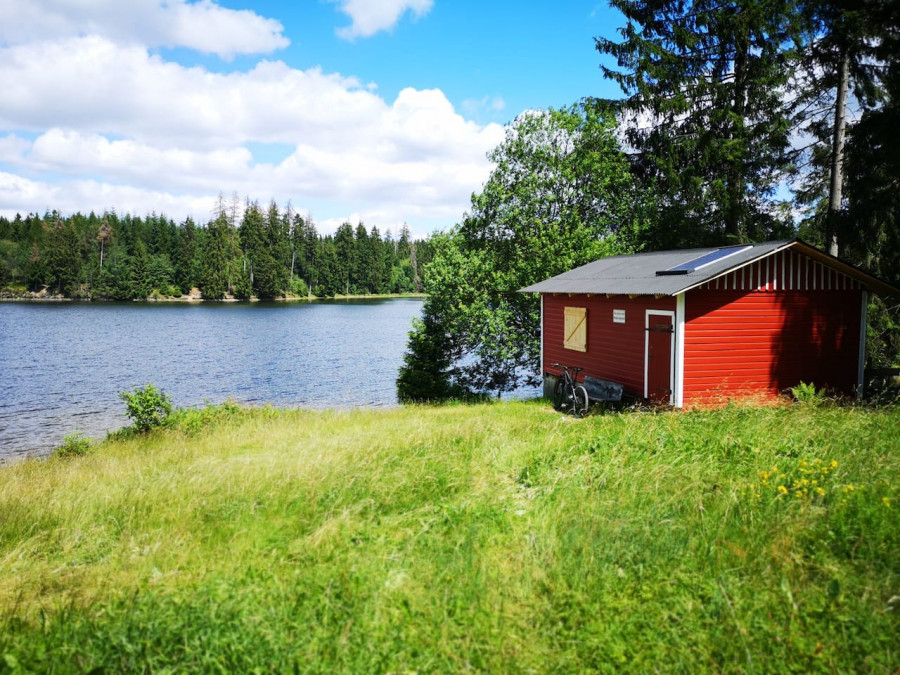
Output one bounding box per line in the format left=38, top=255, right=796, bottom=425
left=613, top=309, right=626, bottom=324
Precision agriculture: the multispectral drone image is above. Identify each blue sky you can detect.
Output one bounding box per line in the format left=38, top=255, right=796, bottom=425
left=0, top=1, right=626, bottom=237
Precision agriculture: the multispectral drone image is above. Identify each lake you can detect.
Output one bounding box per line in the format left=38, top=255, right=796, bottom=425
left=0, top=299, right=423, bottom=461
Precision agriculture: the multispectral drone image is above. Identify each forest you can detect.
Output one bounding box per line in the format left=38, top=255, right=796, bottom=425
left=0, top=198, right=430, bottom=300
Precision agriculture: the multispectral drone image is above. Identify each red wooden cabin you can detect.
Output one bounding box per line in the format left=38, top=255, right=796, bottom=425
left=520, top=239, right=898, bottom=407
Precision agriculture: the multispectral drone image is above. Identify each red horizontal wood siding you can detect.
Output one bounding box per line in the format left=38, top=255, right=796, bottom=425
left=683, top=288, right=862, bottom=406
left=543, top=294, right=676, bottom=397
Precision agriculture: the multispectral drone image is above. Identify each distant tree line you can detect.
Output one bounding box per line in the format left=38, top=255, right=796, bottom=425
left=0, top=199, right=430, bottom=300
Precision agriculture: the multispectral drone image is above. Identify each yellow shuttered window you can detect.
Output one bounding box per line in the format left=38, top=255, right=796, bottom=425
left=563, top=306, right=587, bottom=352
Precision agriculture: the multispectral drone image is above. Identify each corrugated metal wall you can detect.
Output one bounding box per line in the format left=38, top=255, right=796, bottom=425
left=543, top=294, right=676, bottom=397
left=683, top=252, right=863, bottom=406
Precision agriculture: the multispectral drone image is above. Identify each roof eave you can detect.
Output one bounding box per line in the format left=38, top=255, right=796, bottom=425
left=791, top=241, right=899, bottom=296
left=675, top=240, right=798, bottom=294
left=678, top=239, right=899, bottom=296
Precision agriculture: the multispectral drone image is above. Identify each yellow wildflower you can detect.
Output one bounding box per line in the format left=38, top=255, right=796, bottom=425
left=884, top=497, right=891, bottom=509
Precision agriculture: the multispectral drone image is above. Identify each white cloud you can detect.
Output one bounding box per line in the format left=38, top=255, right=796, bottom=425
left=330, top=0, right=433, bottom=40
left=0, top=36, right=504, bottom=236
left=0, top=0, right=288, bottom=58
left=0, top=135, right=31, bottom=163
left=0, top=171, right=216, bottom=222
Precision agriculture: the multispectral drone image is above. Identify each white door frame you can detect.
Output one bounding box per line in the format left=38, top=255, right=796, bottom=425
left=644, top=310, right=676, bottom=404
left=674, top=294, right=685, bottom=408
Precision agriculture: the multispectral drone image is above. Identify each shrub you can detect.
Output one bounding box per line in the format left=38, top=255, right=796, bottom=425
left=790, top=381, right=827, bottom=406
left=119, top=384, right=173, bottom=432
left=51, top=432, right=92, bottom=459
left=289, top=277, right=309, bottom=297
left=167, top=399, right=244, bottom=436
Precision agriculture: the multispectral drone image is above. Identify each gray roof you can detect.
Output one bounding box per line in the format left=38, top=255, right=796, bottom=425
left=519, top=239, right=899, bottom=296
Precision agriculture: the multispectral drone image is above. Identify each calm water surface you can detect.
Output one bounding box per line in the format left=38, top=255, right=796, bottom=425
left=0, top=299, right=423, bottom=460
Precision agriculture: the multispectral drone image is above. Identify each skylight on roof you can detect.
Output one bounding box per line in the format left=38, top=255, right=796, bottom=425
left=656, top=245, right=752, bottom=276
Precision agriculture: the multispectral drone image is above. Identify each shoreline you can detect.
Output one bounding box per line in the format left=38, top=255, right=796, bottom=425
left=0, top=292, right=426, bottom=303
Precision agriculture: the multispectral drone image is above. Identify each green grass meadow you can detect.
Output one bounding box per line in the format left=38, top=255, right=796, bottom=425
left=1, top=401, right=898, bottom=672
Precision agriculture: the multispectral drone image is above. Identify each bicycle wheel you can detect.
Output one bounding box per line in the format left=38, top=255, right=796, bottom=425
left=552, top=376, right=567, bottom=410
left=560, top=380, right=579, bottom=416
left=573, top=385, right=589, bottom=417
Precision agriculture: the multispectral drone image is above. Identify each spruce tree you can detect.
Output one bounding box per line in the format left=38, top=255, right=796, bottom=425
left=239, top=201, right=265, bottom=291
left=199, top=214, right=231, bottom=299
left=333, top=222, right=355, bottom=295
left=174, top=218, right=197, bottom=295
left=129, top=240, right=151, bottom=299
left=597, top=0, right=800, bottom=246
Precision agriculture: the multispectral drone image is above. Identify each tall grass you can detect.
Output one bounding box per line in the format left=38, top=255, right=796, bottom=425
left=1, top=401, right=897, bottom=672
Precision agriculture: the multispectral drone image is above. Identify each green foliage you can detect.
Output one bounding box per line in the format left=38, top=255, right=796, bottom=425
left=173, top=217, right=197, bottom=295
left=0, top=204, right=428, bottom=302
left=865, top=296, right=900, bottom=369
left=793, top=1, right=897, bottom=259
left=238, top=201, right=279, bottom=298
left=147, top=253, right=176, bottom=296
left=199, top=213, right=235, bottom=299
left=50, top=432, right=92, bottom=459
left=0, top=404, right=897, bottom=671
left=790, top=381, right=828, bottom=405
left=598, top=0, right=800, bottom=245
left=231, top=267, right=253, bottom=300
left=128, top=240, right=152, bottom=299
left=400, top=101, right=645, bottom=398
left=288, top=275, right=308, bottom=297
left=41, top=217, right=81, bottom=294
left=0, top=239, right=23, bottom=286
left=333, top=222, right=355, bottom=295
left=839, top=32, right=900, bottom=368
left=118, top=384, right=173, bottom=433
left=165, top=399, right=244, bottom=436
left=396, top=299, right=465, bottom=402
left=252, top=247, right=283, bottom=299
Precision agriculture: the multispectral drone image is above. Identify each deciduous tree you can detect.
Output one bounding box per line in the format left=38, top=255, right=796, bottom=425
left=399, top=101, right=644, bottom=398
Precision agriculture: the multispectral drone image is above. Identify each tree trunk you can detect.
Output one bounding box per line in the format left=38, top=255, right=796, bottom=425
left=827, top=48, right=849, bottom=258
left=725, top=35, right=749, bottom=242
left=410, top=242, right=420, bottom=292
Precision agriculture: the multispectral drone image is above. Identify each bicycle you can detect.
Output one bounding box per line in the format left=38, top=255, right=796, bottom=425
left=551, top=363, right=589, bottom=417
